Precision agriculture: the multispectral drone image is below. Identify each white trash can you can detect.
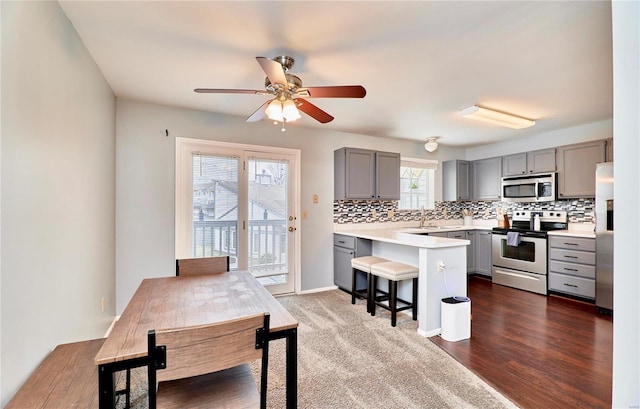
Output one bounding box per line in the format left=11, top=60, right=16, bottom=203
left=440, top=296, right=471, bottom=342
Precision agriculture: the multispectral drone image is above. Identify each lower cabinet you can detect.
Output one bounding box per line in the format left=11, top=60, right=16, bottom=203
left=474, top=231, right=492, bottom=276
left=548, top=235, right=596, bottom=299
left=333, top=234, right=372, bottom=291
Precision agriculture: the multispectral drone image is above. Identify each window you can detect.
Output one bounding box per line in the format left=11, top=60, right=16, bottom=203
left=398, top=158, right=437, bottom=210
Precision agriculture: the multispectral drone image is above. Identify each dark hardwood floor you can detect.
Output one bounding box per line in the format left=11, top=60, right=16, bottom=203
left=431, top=275, right=613, bottom=409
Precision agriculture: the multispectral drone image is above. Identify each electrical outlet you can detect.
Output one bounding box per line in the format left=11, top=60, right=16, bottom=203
left=101, top=297, right=106, bottom=313
left=437, top=262, right=445, bottom=273
left=443, top=208, right=448, bottom=216
left=302, top=210, right=308, bottom=220
left=312, top=194, right=318, bottom=204
left=372, top=209, right=377, bottom=218
left=485, top=208, right=491, bottom=216
left=387, top=210, right=394, bottom=218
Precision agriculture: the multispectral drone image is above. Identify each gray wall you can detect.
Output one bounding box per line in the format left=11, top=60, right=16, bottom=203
left=0, top=2, right=116, bottom=404
left=115, top=99, right=461, bottom=312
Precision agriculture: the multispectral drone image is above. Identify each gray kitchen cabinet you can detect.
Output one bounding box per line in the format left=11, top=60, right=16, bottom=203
left=472, top=157, right=502, bottom=200
left=527, top=148, right=556, bottom=173
left=333, top=234, right=372, bottom=291
left=502, top=153, right=527, bottom=176
left=334, top=147, right=400, bottom=200
left=502, top=149, right=556, bottom=176
left=605, top=138, right=613, bottom=162
left=465, top=230, right=476, bottom=274
left=556, top=140, right=606, bottom=198
left=474, top=230, right=492, bottom=276
left=428, top=232, right=448, bottom=238
left=375, top=151, right=401, bottom=199
left=548, top=235, right=596, bottom=299
left=443, top=160, right=471, bottom=201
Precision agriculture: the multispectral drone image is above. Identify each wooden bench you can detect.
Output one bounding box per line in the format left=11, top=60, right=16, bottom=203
left=6, top=338, right=105, bottom=409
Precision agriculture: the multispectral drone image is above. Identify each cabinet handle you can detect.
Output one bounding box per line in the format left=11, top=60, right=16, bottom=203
left=563, top=255, right=578, bottom=259
left=563, top=283, right=578, bottom=288
left=564, top=267, right=578, bottom=272
left=563, top=242, right=579, bottom=246
left=338, top=240, right=345, bottom=244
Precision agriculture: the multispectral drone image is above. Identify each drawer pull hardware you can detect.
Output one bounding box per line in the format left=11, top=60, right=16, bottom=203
left=563, top=283, right=578, bottom=288
left=564, top=255, right=578, bottom=259
left=564, top=268, right=579, bottom=272
left=338, top=241, right=345, bottom=244
left=564, top=242, right=579, bottom=246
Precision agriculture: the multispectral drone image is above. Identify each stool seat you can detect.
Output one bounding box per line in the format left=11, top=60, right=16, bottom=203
left=351, top=256, right=389, bottom=272
left=370, top=261, right=419, bottom=281
left=350, top=256, right=389, bottom=313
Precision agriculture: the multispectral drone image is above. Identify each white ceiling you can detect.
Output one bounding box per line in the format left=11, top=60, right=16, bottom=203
left=59, top=1, right=613, bottom=148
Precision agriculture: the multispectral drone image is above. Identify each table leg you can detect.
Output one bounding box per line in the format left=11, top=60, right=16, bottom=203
left=285, top=328, right=298, bottom=409
left=98, top=364, right=115, bottom=409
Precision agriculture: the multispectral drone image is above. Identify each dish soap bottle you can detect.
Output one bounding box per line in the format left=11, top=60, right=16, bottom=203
left=533, top=214, right=541, bottom=231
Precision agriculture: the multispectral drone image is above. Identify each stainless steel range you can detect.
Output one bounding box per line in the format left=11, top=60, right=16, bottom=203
left=492, top=210, right=568, bottom=295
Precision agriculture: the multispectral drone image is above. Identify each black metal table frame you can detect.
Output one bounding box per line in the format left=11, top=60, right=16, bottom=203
left=98, top=328, right=297, bottom=409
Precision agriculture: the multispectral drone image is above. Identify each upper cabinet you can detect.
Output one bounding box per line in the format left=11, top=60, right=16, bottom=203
left=443, top=160, right=471, bottom=201
left=556, top=140, right=606, bottom=198
left=472, top=157, right=502, bottom=200
left=502, top=149, right=556, bottom=176
left=605, top=138, right=613, bottom=162
left=334, top=148, right=400, bottom=200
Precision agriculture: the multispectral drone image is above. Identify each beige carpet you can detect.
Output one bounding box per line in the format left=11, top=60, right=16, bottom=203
left=119, top=289, right=518, bottom=408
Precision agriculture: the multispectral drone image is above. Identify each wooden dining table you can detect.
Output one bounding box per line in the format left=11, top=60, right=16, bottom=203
left=95, top=270, right=298, bottom=409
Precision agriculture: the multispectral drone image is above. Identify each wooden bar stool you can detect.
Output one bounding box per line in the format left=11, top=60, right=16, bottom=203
left=370, top=261, right=419, bottom=327
left=350, top=256, right=389, bottom=312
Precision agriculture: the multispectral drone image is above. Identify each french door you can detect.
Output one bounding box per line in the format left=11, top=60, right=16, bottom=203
left=176, top=138, right=299, bottom=295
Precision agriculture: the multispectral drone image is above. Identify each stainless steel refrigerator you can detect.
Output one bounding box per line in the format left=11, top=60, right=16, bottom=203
left=595, top=162, right=613, bottom=311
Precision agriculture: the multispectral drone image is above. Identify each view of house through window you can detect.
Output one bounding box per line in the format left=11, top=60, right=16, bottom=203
left=398, top=158, right=437, bottom=210
left=177, top=138, right=299, bottom=295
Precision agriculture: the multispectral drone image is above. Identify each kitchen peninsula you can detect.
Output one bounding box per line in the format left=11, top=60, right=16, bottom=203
left=334, top=226, right=469, bottom=337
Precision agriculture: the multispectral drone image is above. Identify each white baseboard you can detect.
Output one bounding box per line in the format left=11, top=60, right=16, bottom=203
left=104, top=315, right=121, bottom=338
left=298, top=285, right=339, bottom=295
left=417, top=327, right=442, bottom=338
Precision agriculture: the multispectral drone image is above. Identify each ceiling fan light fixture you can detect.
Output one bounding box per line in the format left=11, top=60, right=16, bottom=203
left=265, top=99, right=284, bottom=122
left=424, top=137, right=439, bottom=152
left=282, top=99, right=301, bottom=122
left=460, top=105, right=535, bottom=129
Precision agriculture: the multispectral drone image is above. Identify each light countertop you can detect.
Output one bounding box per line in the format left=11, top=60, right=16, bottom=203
left=335, top=226, right=471, bottom=249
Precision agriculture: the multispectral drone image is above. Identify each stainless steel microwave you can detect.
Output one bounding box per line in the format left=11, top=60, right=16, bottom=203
left=501, top=172, right=557, bottom=202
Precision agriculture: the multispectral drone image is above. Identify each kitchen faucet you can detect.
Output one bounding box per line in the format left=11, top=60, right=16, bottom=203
left=419, top=207, right=426, bottom=228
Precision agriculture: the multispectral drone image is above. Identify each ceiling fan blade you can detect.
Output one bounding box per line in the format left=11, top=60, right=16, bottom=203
left=256, top=57, right=288, bottom=88
left=246, top=100, right=271, bottom=122
left=296, top=99, right=334, bottom=123
left=194, top=88, right=264, bottom=94
left=302, top=85, right=366, bottom=98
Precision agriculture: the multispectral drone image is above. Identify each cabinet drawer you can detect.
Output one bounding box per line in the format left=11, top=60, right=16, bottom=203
left=549, top=248, right=596, bottom=265
left=549, top=272, right=595, bottom=299
left=549, top=260, right=595, bottom=279
left=333, top=234, right=356, bottom=249
left=549, top=236, right=595, bottom=252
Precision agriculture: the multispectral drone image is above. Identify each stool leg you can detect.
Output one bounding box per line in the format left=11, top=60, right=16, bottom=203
left=351, top=268, right=357, bottom=305
left=390, top=280, right=398, bottom=327
left=371, top=275, right=377, bottom=316
left=412, top=277, right=418, bottom=321
left=366, top=272, right=371, bottom=313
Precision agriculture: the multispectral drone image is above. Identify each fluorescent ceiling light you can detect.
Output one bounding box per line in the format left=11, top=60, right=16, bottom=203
left=460, top=105, right=535, bottom=129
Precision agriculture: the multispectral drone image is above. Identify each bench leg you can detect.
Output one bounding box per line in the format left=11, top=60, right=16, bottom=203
left=365, top=272, right=371, bottom=313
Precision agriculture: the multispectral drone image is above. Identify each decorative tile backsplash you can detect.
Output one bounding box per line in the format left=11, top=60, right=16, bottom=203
left=333, top=199, right=595, bottom=224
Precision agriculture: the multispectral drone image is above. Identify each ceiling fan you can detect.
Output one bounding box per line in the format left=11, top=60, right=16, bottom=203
left=194, top=56, right=366, bottom=127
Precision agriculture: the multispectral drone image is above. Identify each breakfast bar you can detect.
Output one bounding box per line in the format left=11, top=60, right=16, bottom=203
left=334, top=227, right=469, bottom=337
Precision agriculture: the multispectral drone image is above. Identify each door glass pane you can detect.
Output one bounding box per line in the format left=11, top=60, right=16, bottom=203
left=192, top=153, right=239, bottom=269
left=247, top=157, right=289, bottom=286
left=501, top=239, right=536, bottom=262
